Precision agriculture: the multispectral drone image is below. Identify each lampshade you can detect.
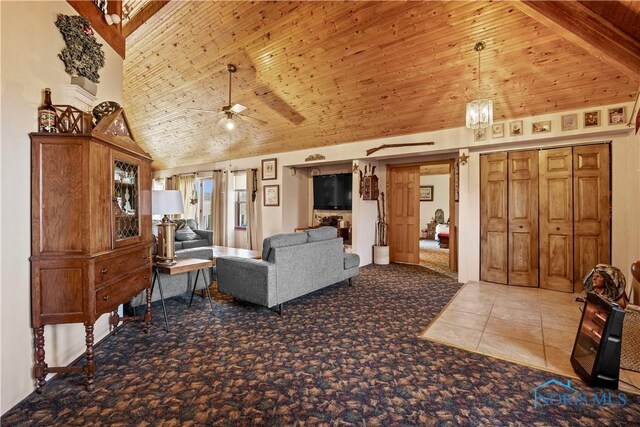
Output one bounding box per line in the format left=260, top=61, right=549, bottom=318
left=466, top=99, right=493, bottom=129
left=152, top=190, right=185, bottom=215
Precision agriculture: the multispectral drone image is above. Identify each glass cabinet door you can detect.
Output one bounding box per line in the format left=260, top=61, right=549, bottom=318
left=113, top=159, right=140, bottom=240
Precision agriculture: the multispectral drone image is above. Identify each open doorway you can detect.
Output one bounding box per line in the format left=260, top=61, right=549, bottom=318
left=418, top=163, right=456, bottom=279
left=387, top=160, right=457, bottom=280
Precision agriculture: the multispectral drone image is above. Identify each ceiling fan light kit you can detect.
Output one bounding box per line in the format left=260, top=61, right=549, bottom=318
left=215, top=64, right=267, bottom=131
left=466, top=41, right=493, bottom=130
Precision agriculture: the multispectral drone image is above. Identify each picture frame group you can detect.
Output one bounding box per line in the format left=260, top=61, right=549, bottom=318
left=485, top=105, right=628, bottom=140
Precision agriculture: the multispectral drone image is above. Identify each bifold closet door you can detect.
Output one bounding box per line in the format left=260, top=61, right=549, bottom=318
left=573, top=144, right=610, bottom=293
left=480, top=153, right=508, bottom=284
left=539, top=147, right=574, bottom=292
left=508, top=151, right=539, bottom=287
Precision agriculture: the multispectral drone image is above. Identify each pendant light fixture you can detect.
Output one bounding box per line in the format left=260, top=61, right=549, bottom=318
left=466, top=41, right=493, bottom=129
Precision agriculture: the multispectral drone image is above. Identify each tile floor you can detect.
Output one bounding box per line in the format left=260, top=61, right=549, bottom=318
left=421, top=281, right=640, bottom=395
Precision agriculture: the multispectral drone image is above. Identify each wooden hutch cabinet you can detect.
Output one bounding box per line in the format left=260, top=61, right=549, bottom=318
left=30, top=108, right=153, bottom=391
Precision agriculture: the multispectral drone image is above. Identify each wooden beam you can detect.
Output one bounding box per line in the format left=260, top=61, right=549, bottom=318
left=67, top=0, right=125, bottom=59
left=123, top=1, right=171, bottom=38
left=513, top=1, right=640, bottom=83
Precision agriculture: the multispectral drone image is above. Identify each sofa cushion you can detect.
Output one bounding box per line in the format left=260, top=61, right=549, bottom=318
left=262, top=232, right=308, bottom=261
left=185, top=219, right=198, bottom=230
left=306, top=226, right=337, bottom=242
left=174, top=241, right=184, bottom=250
left=181, top=239, right=209, bottom=249
left=344, top=253, right=359, bottom=270
left=175, top=225, right=199, bottom=241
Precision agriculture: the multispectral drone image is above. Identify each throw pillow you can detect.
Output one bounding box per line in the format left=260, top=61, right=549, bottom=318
left=175, top=225, right=199, bottom=241
left=171, top=219, right=187, bottom=230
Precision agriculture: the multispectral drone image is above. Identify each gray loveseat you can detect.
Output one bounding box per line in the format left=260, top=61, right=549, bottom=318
left=216, top=227, right=360, bottom=313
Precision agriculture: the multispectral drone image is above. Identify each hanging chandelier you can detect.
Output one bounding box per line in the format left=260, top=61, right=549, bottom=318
left=466, top=41, right=493, bottom=129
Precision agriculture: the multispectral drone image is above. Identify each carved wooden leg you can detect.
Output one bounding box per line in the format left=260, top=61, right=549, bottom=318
left=144, top=286, right=152, bottom=334
left=34, top=326, right=47, bottom=393
left=84, top=323, right=95, bottom=391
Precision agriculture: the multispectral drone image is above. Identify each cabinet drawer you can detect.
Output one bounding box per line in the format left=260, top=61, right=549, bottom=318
left=96, top=267, right=151, bottom=315
left=95, top=246, right=150, bottom=287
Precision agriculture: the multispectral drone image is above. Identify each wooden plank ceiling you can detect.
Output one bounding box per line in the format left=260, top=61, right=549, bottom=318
left=123, top=1, right=640, bottom=170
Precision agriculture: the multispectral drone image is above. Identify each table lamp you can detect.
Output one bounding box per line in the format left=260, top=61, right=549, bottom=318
left=152, top=190, right=184, bottom=265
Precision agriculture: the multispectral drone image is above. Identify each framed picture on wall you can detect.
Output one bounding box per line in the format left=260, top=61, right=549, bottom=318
left=420, top=185, right=433, bottom=202
left=491, top=123, right=504, bottom=138
left=509, top=120, right=523, bottom=136
left=608, top=107, right=626, bottom=125
left=584, top=110, right=600, bottom=127
left=561, top=113, right=578, bottom=131
left=263, top=185, right=279, bottom=206
left=261, top=158, right=277, bottom=180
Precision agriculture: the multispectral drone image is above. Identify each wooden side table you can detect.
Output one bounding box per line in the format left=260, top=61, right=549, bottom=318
left=152, top=258, right=215, bottom=331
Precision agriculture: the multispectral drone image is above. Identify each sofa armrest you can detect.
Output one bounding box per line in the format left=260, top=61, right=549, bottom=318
left=216, top=257, right=276, bottom=307
left=193, top=229, right=214, bottom=245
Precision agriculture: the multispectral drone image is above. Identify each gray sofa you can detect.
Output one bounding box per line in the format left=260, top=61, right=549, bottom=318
left=152, top=218, right=214, bottom=251
left=216, top=227, right=360, bottom=313
left=130, top=219, right=214, bottom=308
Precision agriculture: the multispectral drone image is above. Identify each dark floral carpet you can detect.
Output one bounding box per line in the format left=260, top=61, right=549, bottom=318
left=3, top=264, right=639, bottom=425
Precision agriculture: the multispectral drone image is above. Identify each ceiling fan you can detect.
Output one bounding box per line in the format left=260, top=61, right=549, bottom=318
left=190, top=64, right=267, bottom=131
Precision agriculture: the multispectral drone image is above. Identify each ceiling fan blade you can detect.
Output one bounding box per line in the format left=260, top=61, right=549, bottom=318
left=230, top=104, right=247, bottom=114
left=236, top=113, right=268, bottom=126
left=187, top=108, right=223, bottom=115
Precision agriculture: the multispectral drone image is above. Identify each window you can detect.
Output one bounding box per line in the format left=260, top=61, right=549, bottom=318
left=196, top=178, right=213, bottom=230
left=235, top=190, right=247, bottom=229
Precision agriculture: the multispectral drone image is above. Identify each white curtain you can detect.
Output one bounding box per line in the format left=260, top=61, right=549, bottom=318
left=173, top=174, right=196, bottom=220
left=246, top=169, right=259, bottom=250
left=211, top=170, right=228, bottom=246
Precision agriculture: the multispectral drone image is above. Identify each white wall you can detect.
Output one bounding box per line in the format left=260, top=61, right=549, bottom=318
left=154, top=101, right=638, bottom=289
left=1, top=1, right=124, bottom=414
left=419, top=174, right=450, bottom=230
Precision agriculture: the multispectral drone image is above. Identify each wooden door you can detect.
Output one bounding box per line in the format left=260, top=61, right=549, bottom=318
left=539, top=147, right=573, bottom=292
left=573, top=144, right=610, bottom=292
left=508, top=151, right=539, bottom=287
left=480, top=153, right=508, bottom=284
left=388, top=165, right=420, bottom=264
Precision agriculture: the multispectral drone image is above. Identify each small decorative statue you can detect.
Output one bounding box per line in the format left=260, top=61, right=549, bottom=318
left=581, top=264, right=628, bottom=309
left=55, top=14, right=105, bottom=84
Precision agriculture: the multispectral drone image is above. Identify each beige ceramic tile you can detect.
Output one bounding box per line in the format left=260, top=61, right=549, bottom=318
left=499, top=294, right=540, bottom=311
left=619, top=369, right=640, bottom=396
left=477, top=332, right=546, bottom=368
left=538, top=289, right=578, bottom=305
left=452, top=291, right=498, bottom=306
left=422, top=320, right=482, bottom=350
left=543, top=327, right=577, bottom=353
left=544, top=345, right=575, bottom=377
left=541, top=312, right=580, bottom=333
left=490, top=304, right=541, bottom=326
left=447, top=298, right=494, bottom=317
left=438, top=308, right=489, bottom=332
left=506, top=286, right=539, bottom=298
left=484, top=317, right=543, bottom=344
left=465, top=281, right=510, bottom=295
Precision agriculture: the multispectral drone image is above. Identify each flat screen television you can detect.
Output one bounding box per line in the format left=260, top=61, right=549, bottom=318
left=313, top=173, right=352, bottom=210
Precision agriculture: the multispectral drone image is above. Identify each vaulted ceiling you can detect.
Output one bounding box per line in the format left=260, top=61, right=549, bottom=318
left=122, top=1, right=640, bottom=170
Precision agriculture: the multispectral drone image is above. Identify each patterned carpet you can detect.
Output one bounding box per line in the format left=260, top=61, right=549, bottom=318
left=3, top=264, right=639, bottom=425
left=419, top=239, right=456, bottom=279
